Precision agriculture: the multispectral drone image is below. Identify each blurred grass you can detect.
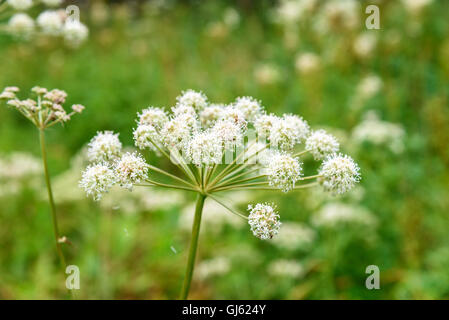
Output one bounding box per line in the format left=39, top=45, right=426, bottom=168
left=0, top=0, right=449, bottom=299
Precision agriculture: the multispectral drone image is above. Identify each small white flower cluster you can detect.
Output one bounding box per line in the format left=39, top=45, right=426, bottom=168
left=267, top=259, right=304, bottom=278
left=313, top=202, right=377, bottom=228
left=351, top=111, right=405, bottom=154
left=266, top=152, right=302, bottom=192
left=0, top=86, right=85, bottom=128
left=247, top=203, right=281, bottom=240
left=318, top=153, right=361, bottom=194
left=6, top=1, right=88, bottom=46
left=80, top=131, right=149, bottom=201
left=305, top=129, right=339, bottom=160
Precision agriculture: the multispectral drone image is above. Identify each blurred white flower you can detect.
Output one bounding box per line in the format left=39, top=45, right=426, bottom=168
left=271, top=222, right=316, bottom=250
left=41, top=0, right=62, bottom=6
left=63, top=20, right=89, bottom=47
left=295, top=52, right=321, bottom=74
left=254, top=64, right=281, bottom=86
left=268, top=259, right=304, bottom=278
left=196, top=257, right=231, bottom=280
left=313, top=202, right=377, bottom=228
left=7, top=13, right=34, bottom=37
left=37, top=10, right=64, bottom=35
left=401, top=0, right=433, bottom=14
left=353, top=33, right=377, bottom=59
left=357, top=75, right=383, bottom=99
left=351, top=111, right=406, bottom=154
left=223, top=7, right=240, bottom=27
left=7, top=0, right=33, bottom=11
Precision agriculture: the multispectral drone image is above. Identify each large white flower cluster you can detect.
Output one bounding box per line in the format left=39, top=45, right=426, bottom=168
left=78, top=89, right=361, bottom=241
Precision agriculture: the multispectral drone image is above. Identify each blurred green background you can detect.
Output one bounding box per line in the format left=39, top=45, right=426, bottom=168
left=1, top=0, right=449, bottom=299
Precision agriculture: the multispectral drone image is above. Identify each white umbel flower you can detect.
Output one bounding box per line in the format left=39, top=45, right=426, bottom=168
left=133, top=124, right=160, bottom=151
left=269, top=114, right=309, bottom=150
left=305, top=129, right=340, bottom=160
left=8, top=13, right=34, bottom=37
left=248, top=203, right=281, bottom=240
left=79, top=163, right=116, bottom=201
left=63, top=20, right=89, bottom=47
left=200, top=104, right=225, bottom=127
left=137, top=107, right=168, bottom=129
left=266, top=152, right=302, bottom=192
left=233, top=96, right=263, bottom=121
left=114, top=152, right=149, bottom=190
left=7, top=0, right=32, bottom=11
left=212, top=119, right=244, bottom=150
left=319, top=153, right=361, bottom=194
left=37, top=10, right=63, bottom=35
left=176, top=89, right=208, bottom=111
left=186, top=130, right=223, bottom=167
left=87, top=131, right=122, bottom=163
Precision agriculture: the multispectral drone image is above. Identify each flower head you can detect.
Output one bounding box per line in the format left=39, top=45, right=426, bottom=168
left=137, top=107, right=168, bottom=129
left=8, top=13, right=34, bottom=37
left=63, top=20, right=89, bottom=47
left=200, top=104, right=225, bottom=127
left=87, top=131, right=122, bottom=163
left=248, top=203, right=281, bottom=240
left=114, top=152, right=149, bottom=190
left=220, top=105, right=247, bottom=129
left=133, top=124, right=160, bottom=151
left=212, top=119, right=244, bottom=150
left=269, top=114, right=309, bottom=150
left=37, top=10, right=64, bottom=35
left=254, top=113, right=279, bottom=137
left=319, top=153, right=361, bottom=194
left=305, top=129, right=340, bottom=160
left=161, top=113, right=199, bottom=150
left=233, top=96, right=263, bottom=121
left=185, top=130, right=223, bottom=167
left=79, top=163, right=116, bottom=201
left=266, top=152, right=302, bottom=192
left=176, top=89, right=208, bottom=111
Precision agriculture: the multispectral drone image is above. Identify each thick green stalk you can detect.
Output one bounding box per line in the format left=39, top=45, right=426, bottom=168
left=39, top=129, right=67, bottom=269
left=180, top=193, right=206, bottom=300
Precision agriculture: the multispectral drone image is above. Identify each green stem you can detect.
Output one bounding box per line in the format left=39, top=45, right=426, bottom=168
left=180, top=193, right=206, bottom=300
left=39, top=129, right=67, bottom=269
